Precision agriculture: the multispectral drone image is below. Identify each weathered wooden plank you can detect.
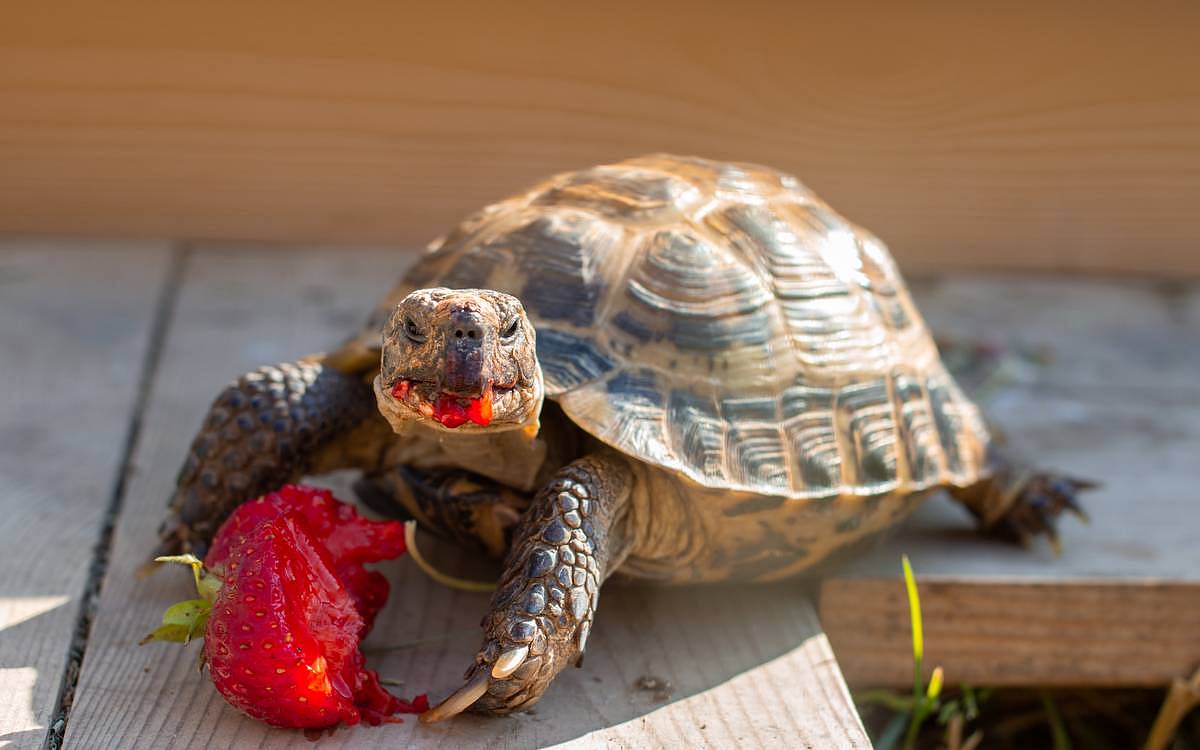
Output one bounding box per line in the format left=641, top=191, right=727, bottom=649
left=0, top=240, right=169, bottom=749
left=823, top=580, right=1200, bottom=689
left=4, top=3, right=1200, bottom=276
left=820, top=279, right=1200, bottom=688
left=64, top=248, right=869, bottom=749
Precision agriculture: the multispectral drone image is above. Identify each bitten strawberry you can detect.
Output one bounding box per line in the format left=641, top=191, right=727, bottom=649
left=204, top=485, right=406, bottom=628
left=145, top=484, right=427, bottom=730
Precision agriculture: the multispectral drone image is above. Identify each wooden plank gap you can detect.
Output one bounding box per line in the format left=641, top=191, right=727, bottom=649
left=42, top=245, right=188, bottom=750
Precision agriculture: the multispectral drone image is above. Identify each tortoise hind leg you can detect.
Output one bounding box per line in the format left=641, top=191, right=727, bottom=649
left=949, top=446, right=1096, bottom=553
left=153, top=358, right=379, bottom=559
left=354, top=466, right=530, bottom=559
left=422, top=452, right=635, bottom=721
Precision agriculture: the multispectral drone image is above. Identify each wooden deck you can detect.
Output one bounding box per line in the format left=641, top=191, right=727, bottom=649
left=820, top=277, right=1200, bottom=690
left=1, top=241, right=1196, bottom=749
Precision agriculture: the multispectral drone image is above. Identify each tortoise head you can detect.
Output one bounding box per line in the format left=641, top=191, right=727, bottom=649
left=375, top=288, right=543, bottom=433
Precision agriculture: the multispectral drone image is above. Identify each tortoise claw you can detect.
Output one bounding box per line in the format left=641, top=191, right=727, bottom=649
left=1052, top=478, right=1094, bottom=523
left=421, top=669, right=489, bottom=723
left=992, top=472, right=1096, bottom=552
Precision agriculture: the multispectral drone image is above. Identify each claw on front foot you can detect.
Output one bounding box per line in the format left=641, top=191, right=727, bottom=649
left=420, top=634, right=561, bottom=722
left=986, top=473, right=1097, bottom=552
left=420, top=670, right=489, bottom=724
left=492, top=645, right=530, bottom=678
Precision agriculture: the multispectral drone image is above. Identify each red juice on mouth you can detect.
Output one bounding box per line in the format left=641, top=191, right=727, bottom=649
left=432, top=389, right=492, bottom=428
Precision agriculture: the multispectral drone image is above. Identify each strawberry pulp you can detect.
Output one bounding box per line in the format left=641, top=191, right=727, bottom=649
left=148, top=485, right=427, bottom=730
left=391, top=379, right=493, bottom=429
left=204, top=485, right=406, bottom=628
left=432, top=392, right=492, bottom=428
left=206, top=514, right=410, bottom=727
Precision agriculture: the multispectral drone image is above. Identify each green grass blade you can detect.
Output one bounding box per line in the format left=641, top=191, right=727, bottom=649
left=901, top=554, right=930, bottom=750
left=875, top=711, right=910, bottom=750
left=901, top=554, right=924, bottom=690
left=1041, top=692, right=1073, bottom=750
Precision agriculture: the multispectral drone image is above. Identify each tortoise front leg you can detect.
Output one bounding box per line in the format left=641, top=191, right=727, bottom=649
left=153, top=358, right=381, bottom=559
left=422, top=452, right=635, bottom=721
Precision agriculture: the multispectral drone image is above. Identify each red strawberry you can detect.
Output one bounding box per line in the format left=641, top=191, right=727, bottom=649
left=207, top=513, right=415, bottom=727
left=145, top=485, right=426, bottom=730
left=204, top=485, right=406, bottom=628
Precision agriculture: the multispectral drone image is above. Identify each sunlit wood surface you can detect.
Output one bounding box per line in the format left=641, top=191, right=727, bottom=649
left=0, top=243, right=868, bottom=749
left=4, top=242, right=1196, bottom=748
left=0, top=242, right=169, bottom=749
left=821, top=277, right=1200, bottom=688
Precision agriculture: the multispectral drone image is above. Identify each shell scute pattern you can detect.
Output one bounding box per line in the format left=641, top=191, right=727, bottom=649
left=778, top=384, right=841, bottom=491
left=726, top=422, right=790, bottom=489
left=665, top=389, right=725, bottom=482
left=610, top=227, right=780, bottom=388
left=534, top=328, right=616, bottom=392
left=513, top=213, right=617, bottom=328
left=533, top=165, right=705, bottom=223
left=836, top=380, right=900, bottom=491
left=892, top=370, right=945, bottom=484
left=593, top=369, right=676, bottom=469
left=705, top=203, right=838, bottom=300
left=378, top=155, right=988, bottom=499
left=926, top=373, right=983, bottom=478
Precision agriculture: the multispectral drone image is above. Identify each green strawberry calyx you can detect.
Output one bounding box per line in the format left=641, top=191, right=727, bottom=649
left=140, top=554, right=223, bottom=645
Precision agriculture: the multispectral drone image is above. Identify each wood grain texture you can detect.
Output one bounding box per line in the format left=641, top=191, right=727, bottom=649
left=62, top=248, right=869, bottom=749
left=0, top=241, right=168, bottom=749
left=822, top=581, right=1200, bottom=689
left=820, top=278, right=1200, bottom=688
left=3, top=1, right=1200, bottom=275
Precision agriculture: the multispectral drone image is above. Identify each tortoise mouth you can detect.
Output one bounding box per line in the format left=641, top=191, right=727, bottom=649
left=385, top=378, right=519, bottom=429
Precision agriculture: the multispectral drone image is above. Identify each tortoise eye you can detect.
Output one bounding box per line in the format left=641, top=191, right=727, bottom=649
left=501, top=318, right=520, bottom=340
left=404, top=318, right=427, bottom=344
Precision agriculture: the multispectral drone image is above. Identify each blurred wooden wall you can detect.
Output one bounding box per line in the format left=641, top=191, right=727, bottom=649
left=2, top=1, right=1199, bottom=274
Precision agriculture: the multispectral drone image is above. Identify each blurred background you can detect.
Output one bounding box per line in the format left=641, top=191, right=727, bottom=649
left=3, top=0, right=1199, bottom=275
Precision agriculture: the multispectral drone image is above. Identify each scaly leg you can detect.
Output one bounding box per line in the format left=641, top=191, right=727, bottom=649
left=422, top=453, right=635, bottom=721
left=154, top=358, right=381, bottom=559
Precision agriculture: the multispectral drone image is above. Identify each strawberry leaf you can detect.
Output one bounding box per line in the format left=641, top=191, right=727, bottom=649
left=163, top=599, right=211, bottom=642
left=195, top=572, right=222, bottom=603
left=140, top=623, right=191, bottom=645
left=154, top=553, right=204, bottom=567
left=142, top=597, right=212, bottom=646
left=162, top=598, right=208, bottom=625
left=154, top=554, right=222, bottom=603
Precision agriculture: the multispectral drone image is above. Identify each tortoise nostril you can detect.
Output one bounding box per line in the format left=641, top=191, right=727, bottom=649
left=451, top=324, right=482, bottom=341
left=447, top=307, right=485, bottom=343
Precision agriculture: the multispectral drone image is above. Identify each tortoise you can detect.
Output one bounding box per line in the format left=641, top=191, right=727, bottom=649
left=155, top=154, right=1089, bottom=721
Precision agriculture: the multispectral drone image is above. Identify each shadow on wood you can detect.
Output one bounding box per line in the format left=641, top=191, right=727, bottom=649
left=352, top=528, right=861, bottom=748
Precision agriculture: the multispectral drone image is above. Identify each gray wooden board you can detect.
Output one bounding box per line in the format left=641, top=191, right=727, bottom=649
left=0, top=240, right=169, bottom=749
left=820, top=277, right=1200, bottom=687
left=63, top=247, right=869, bottom=749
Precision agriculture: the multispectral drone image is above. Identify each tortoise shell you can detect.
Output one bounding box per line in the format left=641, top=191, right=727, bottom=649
left=369, top=154, right=989, bottom=500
